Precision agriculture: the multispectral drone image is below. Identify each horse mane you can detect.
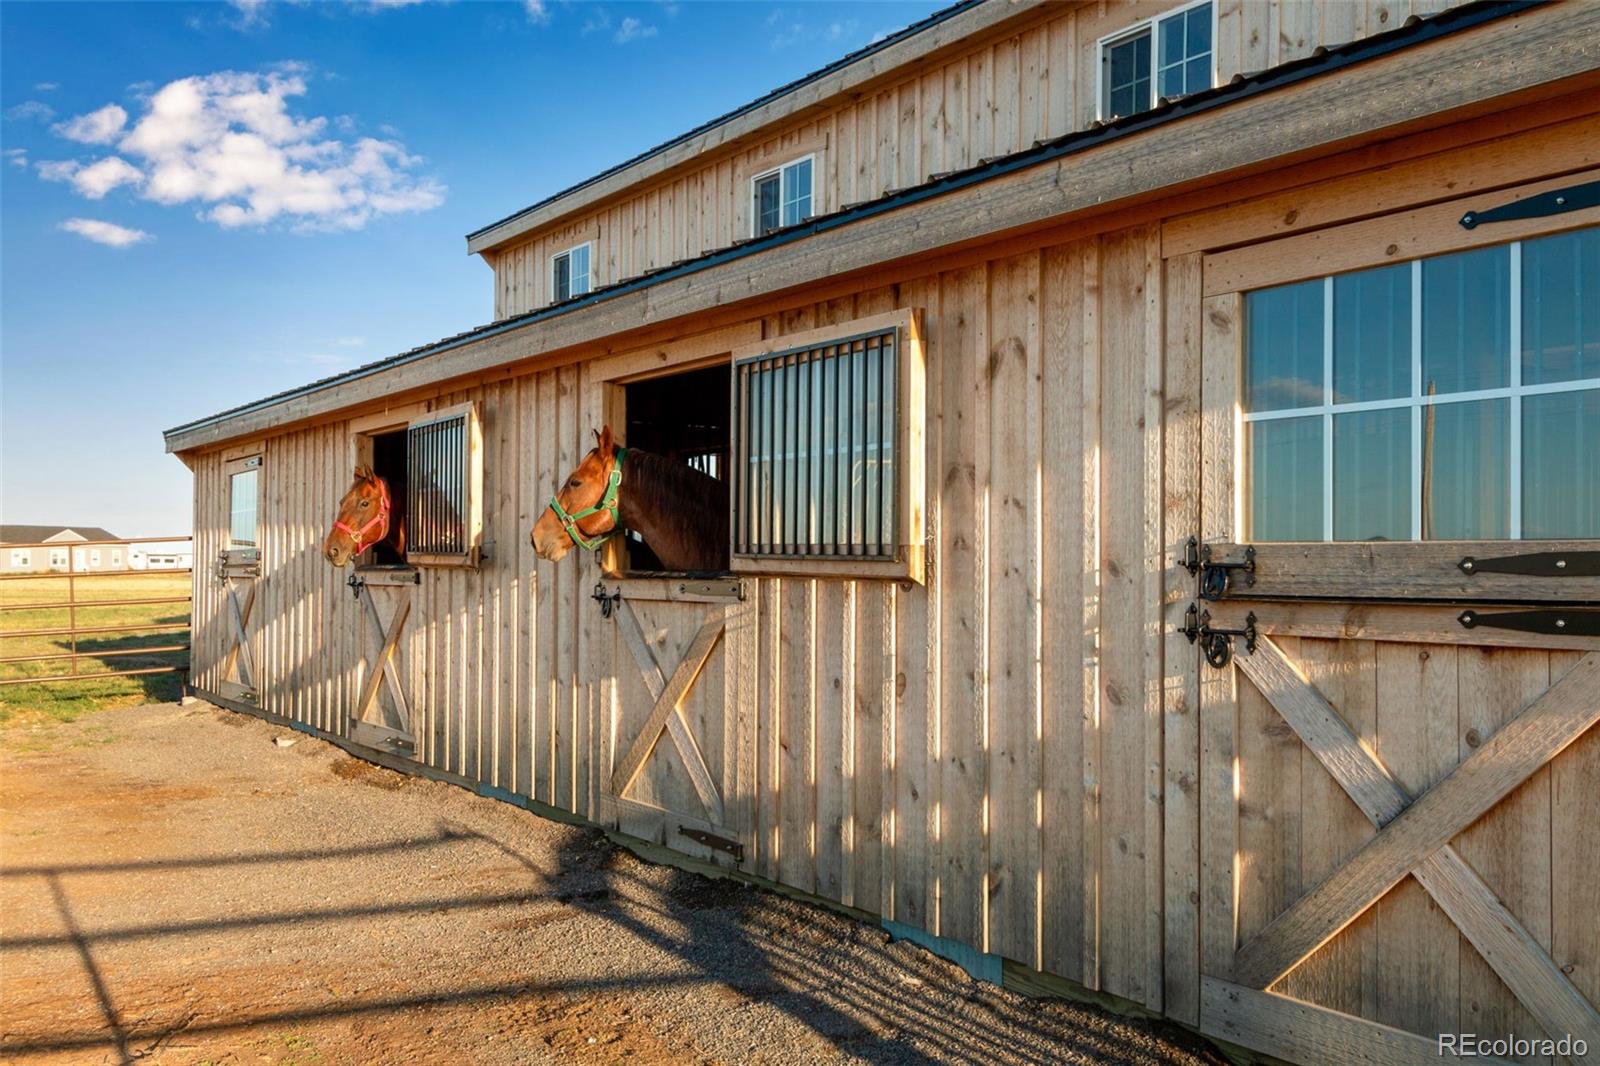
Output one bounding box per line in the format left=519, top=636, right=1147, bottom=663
left=622, top=448, right=728, bottom=572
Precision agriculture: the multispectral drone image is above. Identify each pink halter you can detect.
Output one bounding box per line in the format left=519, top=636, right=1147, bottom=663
left=334, top=476, right=391, bottom=553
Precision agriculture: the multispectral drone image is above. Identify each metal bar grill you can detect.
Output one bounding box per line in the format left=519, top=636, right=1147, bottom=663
left=733, top=327, right=898, bottom=560
left=407, top=415, right=468, bottom=555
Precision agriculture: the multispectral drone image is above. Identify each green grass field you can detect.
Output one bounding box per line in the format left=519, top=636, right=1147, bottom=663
left=0, top=572, right=191, bottom=727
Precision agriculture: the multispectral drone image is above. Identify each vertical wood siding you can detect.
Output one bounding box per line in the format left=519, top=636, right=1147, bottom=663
left=189, top=223, right=1170, bottom=1006
left=488, top=0, right=1467, bottom=319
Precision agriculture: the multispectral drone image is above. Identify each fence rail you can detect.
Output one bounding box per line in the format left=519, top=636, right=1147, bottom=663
left=0, top=536, right=192, bottom=688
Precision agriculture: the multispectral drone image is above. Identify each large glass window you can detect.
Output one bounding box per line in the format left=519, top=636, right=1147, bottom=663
left=229, top=463, right=259, bottom=546
left=1101, top=1, right=1212, bottom=119
left=752, top=157, right=813, bottom=238
left=1245, top=225, right=1600, bottom=541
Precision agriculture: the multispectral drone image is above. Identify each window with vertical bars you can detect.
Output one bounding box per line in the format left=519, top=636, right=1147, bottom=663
left=407, top=413, right=469, bottom=555
left=732, top=326, right=898, bottom=559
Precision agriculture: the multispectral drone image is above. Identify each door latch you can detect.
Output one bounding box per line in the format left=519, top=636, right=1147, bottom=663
left=1182, top=537, right=1256, bottom=600
left=591, top=582, right=622, bottom=619
left=1181, top=602, right=1257, bottom=669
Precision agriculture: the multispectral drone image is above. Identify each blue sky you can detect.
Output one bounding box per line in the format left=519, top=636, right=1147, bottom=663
left=1, top=0, right=943, bottom=537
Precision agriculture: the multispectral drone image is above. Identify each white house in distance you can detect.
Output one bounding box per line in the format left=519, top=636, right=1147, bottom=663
left=0, top=526, right=129, bottom=574
left=129, top=548, right=194, bottom=571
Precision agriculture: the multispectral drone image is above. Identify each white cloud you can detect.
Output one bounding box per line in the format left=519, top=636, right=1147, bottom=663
left=332, top=335, right=366, bottom=347
left=581, top=8, right=610, bottom=34
left=227, top=0, right=271, bottom=27
left=54, top=104, right=129, bottom=144
left=827, top=19, right=858, bottom=41
left=35, top=82, right=60, bottom=93
left=59, top=218, right=153, bottom=248
left=4, top=148, right=28, bottom=168
left=524, top=0, right=550, bottom=24
left=41, top=68, right=444, bottom=232
left=5, top=100, right=55, bottom=122
left=614, top=16, right=656, bottom=43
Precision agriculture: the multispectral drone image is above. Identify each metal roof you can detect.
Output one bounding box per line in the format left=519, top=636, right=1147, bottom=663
left=164, top=0, right=1528, bottom=448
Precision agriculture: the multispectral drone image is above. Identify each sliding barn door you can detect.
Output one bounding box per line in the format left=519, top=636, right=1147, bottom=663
left=1190, top=236, right=1600, bottom=1064
left=603, top=578, right=754, bottom=870
left=346, top=569, right=417, bottom=757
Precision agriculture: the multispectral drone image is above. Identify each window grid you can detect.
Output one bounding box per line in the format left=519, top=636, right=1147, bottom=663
left=1099, top=0, right=1214, bottom=120
left=552, top=243, right=590, bottom=303
left=1243, top=237, right=1600, bottom=542
left=752, top=155, right=814, bottom=238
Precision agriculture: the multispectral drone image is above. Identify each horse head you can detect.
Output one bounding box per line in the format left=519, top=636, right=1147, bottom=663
left=532, top=426, right=623, bottom=563
left=324, top=465, right=399, bottom=567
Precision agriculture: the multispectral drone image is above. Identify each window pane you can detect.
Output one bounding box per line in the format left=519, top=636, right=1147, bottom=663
left=1332, top=264, right=1410, bottom=403
left=1248, top=416, right=1322, bottom=540
left=1424, top=399, right=1508, bottom=540
left=1160, top=12, right=1185, bottom=66
left=1422, top=244, right=1509, bottom=395
left=755, top=173, right=780, bottom=236
left=1106, top=33, right=1151, bottom=117
left=571, top=245, right=590, bottom=296
left=1523, top=388, right=1600, bottom=539
left=1187, top=5, right=1212, bottom=58
left=1245, top=278, right=1324, bottom=412
left=1334, top=408, right=1410, bottom=541
left=553, top=253, right=570, bottom=302
left=782, top=158, right=812, bottom=227
left=229, top=469, right=258, bottom=545
left=1521, top=227, right=1599, bottom=386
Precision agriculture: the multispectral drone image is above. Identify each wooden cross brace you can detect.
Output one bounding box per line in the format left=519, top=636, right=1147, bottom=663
left=609, top=599, right=726, bottom=825
left=221, top=579, right=257, bottom=688
left=353, top=595, right=412, bottom=732
left=1233, top=639, right=1600, bottom=1050
left=354, top=585, right=412, bottom=730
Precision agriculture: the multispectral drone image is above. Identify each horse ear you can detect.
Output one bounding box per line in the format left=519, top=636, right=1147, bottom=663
left=354, top=464, right=374, bottom=481
left=596, top=425, right=615, bottom=458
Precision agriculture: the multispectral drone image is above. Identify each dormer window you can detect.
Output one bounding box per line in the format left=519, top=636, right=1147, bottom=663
left=551, top=242, right=591, bottom=303
left=1099, top=0, right=1214, bottom=120
left=751, top=156, right=813, bottom=238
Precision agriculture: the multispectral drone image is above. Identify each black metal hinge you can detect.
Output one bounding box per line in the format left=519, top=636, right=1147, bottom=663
left=1182, top=537, right=1256, bottom=600
left=1458, top=550, right=1600, bottom=578
left=679, top=826, right=744, bottom=862
left=1458, top=608, right=1600, bottom=638
left=1459, top=179, right=1600, bottom=230
left=1181, top=602, right=1257, bottom=669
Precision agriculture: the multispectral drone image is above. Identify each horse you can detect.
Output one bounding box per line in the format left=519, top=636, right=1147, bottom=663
left=323, top=465, right=405, bottom=567
left=531, top=425, right=728, bottom=572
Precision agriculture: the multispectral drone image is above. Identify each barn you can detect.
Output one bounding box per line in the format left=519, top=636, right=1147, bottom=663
left=164, top=1, right=1600, bottom=1060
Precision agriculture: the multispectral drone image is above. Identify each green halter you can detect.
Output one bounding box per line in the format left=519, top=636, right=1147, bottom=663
left=548, top=447, right=627, bottom=552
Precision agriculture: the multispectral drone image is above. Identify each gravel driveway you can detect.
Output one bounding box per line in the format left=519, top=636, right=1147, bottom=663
left=2, top=702, right=1227, bottom=1065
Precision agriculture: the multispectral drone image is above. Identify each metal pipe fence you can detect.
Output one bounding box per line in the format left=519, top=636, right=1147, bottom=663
left=0, top=536, right=192, bottom=688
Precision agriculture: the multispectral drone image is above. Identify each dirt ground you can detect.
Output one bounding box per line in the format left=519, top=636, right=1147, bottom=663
left=1, top=702, right=1228, bottom=1066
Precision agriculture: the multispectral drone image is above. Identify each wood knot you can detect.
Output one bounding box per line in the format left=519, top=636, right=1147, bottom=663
left=1464, top=728, right=1482, bottom=749
left=1282, top=208, right=1299, bottom=226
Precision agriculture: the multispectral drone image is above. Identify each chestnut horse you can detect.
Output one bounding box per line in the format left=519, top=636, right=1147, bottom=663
left=323, top=466, right=405, bottom=567
left=532, top=426, right=728, bottom=572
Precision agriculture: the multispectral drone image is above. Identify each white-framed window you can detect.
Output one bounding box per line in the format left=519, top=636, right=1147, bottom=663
left=1244, top=225, right=1599, bottom=542
left=110, top=549, right=122, bottom=568
left=9, top=549, right=30, bottom=568
left=228, top=455, right=262, bottom=547
left=751, top=156, right=814, bottom=239
left=89, top=549, right=102, bottom=567
left=49, top=548, right=68, bottom=570
left=551, top=242, right=591, bottom=304
left=730, top=308, right=926, bottom=581
left=1099, top=0, right=1214, bottom=120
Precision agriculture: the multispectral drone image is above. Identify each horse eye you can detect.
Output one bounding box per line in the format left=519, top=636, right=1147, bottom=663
left=568, top=478, right=580, bottom=488
left=360, top=499, right=370, bottom=508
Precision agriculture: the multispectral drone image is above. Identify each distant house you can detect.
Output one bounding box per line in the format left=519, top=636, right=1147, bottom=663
left=129, top=549, right=193, bottom=571
left=0, top=526, right=128, bottom=574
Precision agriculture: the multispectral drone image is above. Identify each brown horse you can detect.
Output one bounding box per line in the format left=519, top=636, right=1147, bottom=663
left=532, top=426, right=728, bottom=572
left=323, top=466, right=405, bottom=567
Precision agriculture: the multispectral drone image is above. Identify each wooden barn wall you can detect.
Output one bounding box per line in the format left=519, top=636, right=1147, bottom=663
left=187, top=220, right=1176, bottom=1009
left=487, top=0, right=1465, bottom=319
